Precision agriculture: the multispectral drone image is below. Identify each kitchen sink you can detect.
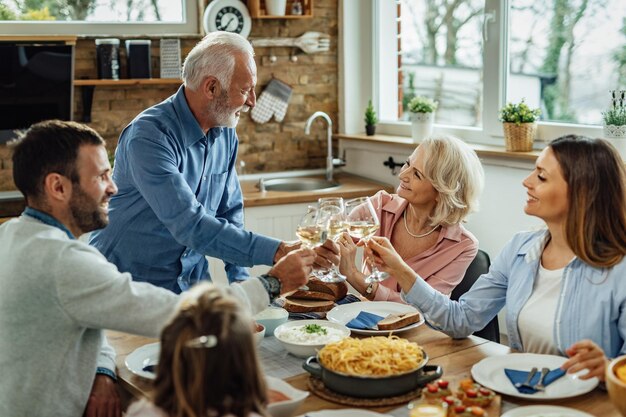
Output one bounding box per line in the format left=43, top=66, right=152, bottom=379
left=258, top=178, right=340, bottom=192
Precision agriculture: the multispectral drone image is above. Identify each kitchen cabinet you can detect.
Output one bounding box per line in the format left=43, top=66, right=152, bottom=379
left=208, top=202, right=312, bottom=285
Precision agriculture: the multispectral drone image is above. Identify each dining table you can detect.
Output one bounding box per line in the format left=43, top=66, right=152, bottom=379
left=106, top=324, right=617, bottom=417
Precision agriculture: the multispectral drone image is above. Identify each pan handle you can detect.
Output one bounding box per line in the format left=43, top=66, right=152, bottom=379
left=414, top=365, right=443, bottom=386
left=302, top=356, right=323, bottom=378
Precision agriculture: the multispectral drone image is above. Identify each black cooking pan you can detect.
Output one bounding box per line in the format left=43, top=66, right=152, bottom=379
left=302, top=353, right=442, bottom=398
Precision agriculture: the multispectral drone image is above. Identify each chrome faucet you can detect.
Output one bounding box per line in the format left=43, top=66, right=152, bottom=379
left=305, top=111, right=341, bottom=182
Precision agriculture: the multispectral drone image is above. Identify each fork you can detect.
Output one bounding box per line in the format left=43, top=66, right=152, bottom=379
left=251, top=32, right=331, bottom=54
left=533, top=367, right=550, bottom=391
left=515, top=366, right=538, bottom=389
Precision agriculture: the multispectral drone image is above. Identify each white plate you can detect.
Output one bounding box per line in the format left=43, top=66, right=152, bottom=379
left=471, top=353, right=598, bottom=400
left=501, top=405, right=594, bottom=417
left=299, top=410, right=388, bottom=417
left=125, top=342, right=160, bottom=380
left=326, top=301, right=424, bottom=335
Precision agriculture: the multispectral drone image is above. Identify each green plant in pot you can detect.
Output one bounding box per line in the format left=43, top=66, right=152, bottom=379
left=364, top=100, right=378, bottom=136
left=603, top=90, right=626, bottom=138
left=499, top=99, right=541, bottom=152
left=408, top=96, right=438, bottom=143
left=603, top=90, right=626, bottom=159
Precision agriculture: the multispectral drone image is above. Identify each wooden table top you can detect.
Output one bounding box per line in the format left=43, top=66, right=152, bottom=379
left=107, top=326, right=616, bottom=416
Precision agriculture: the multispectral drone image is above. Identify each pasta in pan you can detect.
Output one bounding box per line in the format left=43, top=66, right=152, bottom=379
left=318, top=336, right=425, bottom=376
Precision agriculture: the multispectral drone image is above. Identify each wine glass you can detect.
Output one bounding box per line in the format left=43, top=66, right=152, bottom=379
left=294, top=207, right=327, bottom=290
left=296, top=207, right=327, bottom=249
left=316, top=203, right=347, bottom=283
left=344, top=196, right=389, bottom=283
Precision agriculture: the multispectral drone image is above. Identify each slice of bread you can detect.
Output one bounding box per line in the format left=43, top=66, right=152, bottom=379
left=376, top=311, right=421, bottom=331
left=287, top=290, right=336, bottom=301
left=282, top=299, right=335, bottom=313
left=294, top=278, right=348, bottom=301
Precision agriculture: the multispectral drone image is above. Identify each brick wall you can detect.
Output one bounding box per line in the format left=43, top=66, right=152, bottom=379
left=0, top=0, right=338, bottom=191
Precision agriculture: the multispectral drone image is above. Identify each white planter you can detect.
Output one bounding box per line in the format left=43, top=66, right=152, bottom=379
left=265, top=0, right=287, bottom=15
left=604, top=124, right=626, bottom=138
left=410, top=112, right=435, bottom=143
left=603, top=125, right=626, bottom=161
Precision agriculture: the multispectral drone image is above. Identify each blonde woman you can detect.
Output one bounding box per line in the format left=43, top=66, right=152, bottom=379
left=338, top=135, right=484, bottom=300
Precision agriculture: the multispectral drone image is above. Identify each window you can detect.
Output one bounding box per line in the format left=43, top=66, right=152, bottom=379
left=507, top=0, right=625, bottom=126
left=0, top=0, right=198, bottom=35
left=342, top=0, right=626, bottom=143
left=399, top=0, right=485, bottom=127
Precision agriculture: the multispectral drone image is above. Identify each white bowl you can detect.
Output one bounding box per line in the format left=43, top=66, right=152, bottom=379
left=266, top=376, right=308, bottom=417
left=254, top=307, right=289, bottom=337
left=254, top=323, right=266, bottom=346
left=273, top=319, right=350, bottom=358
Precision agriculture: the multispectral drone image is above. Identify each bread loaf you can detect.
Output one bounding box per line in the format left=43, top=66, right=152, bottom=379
left=282, top=299, right=335, bottom=313
left=288, top=290, right=335, bottom=301
left=376, top=311, right=421, bottom=331
left=287, top=278, right=347, bottom=302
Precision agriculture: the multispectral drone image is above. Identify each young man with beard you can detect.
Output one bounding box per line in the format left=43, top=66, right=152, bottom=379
left=89, top=31, right=330, bottom=293
left=0, top=120, right=315, bottom=417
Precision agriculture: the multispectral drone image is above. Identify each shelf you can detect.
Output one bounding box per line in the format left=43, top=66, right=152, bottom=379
left=0, top=35, right=77, bottom=45
left=74, top=78, right=182, bottom=122
left=247, top=0, right=313, bottom=19
left=74, top=78, right=182, bottom=86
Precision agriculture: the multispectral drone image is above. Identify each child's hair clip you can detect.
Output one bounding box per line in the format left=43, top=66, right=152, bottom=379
left=185, top=335, right=218, bottom=349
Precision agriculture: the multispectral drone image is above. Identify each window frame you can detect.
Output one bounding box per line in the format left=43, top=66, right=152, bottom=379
left=0, top=0, right=198, bottom=36
left=340, top=0, right=604, bottom=145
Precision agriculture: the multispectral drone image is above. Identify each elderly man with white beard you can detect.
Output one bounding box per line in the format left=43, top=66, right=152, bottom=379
left=90, top=32, right=332, bottom=293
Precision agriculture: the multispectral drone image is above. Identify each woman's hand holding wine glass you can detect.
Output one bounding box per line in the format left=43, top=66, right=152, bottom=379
left=344, top=197, right=389, bottom=283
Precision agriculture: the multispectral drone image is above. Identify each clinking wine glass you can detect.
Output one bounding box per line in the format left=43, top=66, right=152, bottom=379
left=294, top=207, right=327, bottom=290
left=296, top=207, right=327, bottom=250
left=316, top=204, right=347, bottom=283
left=344, top=196, right=389, bottom=283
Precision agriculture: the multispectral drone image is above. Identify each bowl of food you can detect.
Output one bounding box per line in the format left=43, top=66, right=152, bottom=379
left=607, top=355, right=626, bottom=416
left=254, top=307, right=289, bottom=336
left=302, top=336, right=442, bottom=398
left=266, top=376, right=308, bottom=417
left=254, top=323, right=266, bottom=346
left=274, top=319, right=350, bottom=358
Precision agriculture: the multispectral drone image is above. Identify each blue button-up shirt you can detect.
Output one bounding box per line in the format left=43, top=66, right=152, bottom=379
left=404, top=230, right=626, bottom=359
left=90, top=86, right=280, bottom=293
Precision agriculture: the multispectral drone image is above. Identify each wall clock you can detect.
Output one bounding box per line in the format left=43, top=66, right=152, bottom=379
left=203, top=0, right=252, bottom=39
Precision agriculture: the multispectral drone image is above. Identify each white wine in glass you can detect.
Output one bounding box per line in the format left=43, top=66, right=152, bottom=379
left=296, top=225, right=326, bottom=248
left=316, top=204, right=346, bottom=283
left=346, top=221, right=379, bottom=240
left=345, top=197, right=389, bottom=283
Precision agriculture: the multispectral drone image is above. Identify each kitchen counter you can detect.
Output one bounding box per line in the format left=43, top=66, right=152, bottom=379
left=241, top=173, right=393, bottom=207
left=0, top=173, right=391, bottom=220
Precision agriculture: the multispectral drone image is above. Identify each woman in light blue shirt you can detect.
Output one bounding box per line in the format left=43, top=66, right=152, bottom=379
left=366, top=135, right=626, bottom=381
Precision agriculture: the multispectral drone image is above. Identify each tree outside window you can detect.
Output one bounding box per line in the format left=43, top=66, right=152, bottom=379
left=0, top=0, right=182, bottom=22
left=399, top=0, right=626, bottom=127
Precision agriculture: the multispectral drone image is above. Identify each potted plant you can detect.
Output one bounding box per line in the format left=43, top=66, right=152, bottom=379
left=364, top=100, right=378, bottom=136
left=499, top=99, right=541, bottom=152
left=603, top=90, right=626, bottom=137
left=603, top=90, right=626, bottom=159
left=408, top=96, right=438, bottom=143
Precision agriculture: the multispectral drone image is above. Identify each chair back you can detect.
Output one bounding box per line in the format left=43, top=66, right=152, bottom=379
left=450, top=249, right=500, bottom=343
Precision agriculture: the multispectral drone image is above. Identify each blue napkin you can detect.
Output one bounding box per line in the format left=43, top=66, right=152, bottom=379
left=504, top=367, right=566, bottom=394
left=337, top=294, right=362, bottom=305
left=346, top=311, right=385, bottom=329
